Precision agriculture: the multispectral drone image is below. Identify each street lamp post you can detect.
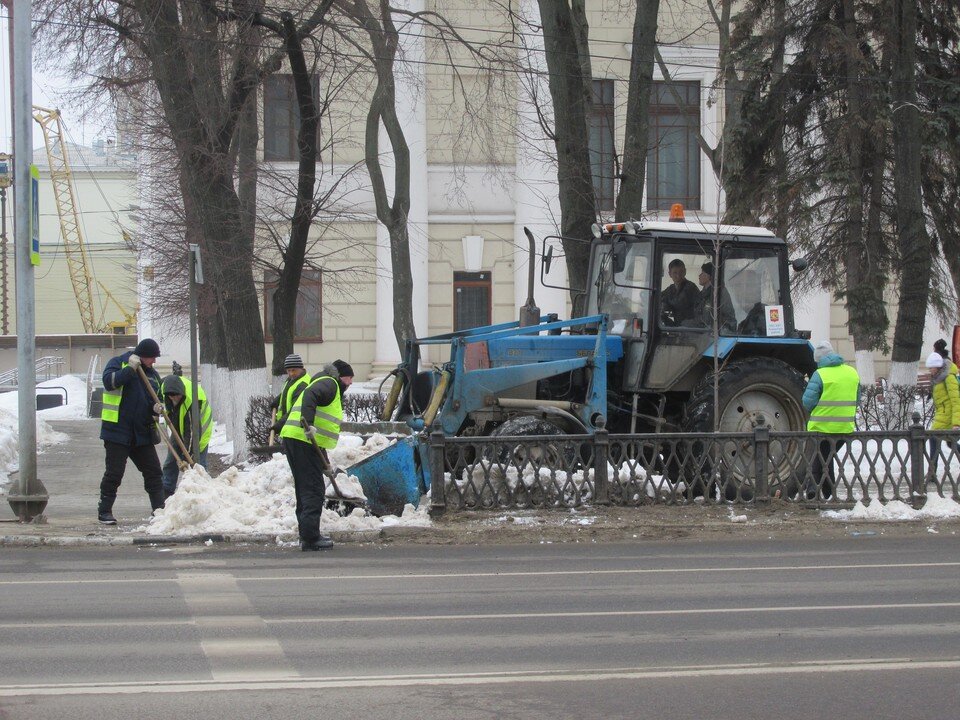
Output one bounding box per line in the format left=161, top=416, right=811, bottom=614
left=7, top=0, right=48, bottom=521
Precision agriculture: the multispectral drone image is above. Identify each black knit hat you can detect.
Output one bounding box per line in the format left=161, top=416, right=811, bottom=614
left=333, top=359, right=354, bottom=378
left=134, top=338, right=160, bottom=358
left=284, top=353, right=304, bottom=369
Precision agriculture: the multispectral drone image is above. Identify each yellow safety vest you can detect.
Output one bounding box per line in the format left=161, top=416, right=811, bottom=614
left=279, top=375, right=342, bottom=449
left=100, top=361, right=128, bottom=424
left=276, top=373, right=312, bottom=423
left=163, top=377, right=213, bottom=452
left=807, top=364, right=859, bottom=433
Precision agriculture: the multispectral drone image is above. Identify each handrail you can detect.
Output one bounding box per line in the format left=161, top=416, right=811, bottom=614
left=0, top=356, right=64, bottom=386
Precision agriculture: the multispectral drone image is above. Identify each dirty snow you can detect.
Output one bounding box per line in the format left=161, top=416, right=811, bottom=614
left=141, top=433, right=429, bottom=536
left=0, top=407, right=69, bottom=492
left=822, top=495, right=960, bottom=521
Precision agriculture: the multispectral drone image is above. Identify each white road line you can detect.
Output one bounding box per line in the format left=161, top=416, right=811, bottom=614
left=261, top=601, right=960, bottom=625
left=2, top=657, right=959, bottom=697
left=2, top=561, right=959, bottom=586
left=2, top=601, right=959, bottom=630
left=176, top=572, right=295, bottom=682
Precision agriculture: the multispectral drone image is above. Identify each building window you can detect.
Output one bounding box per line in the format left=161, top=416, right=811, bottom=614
left=589, top=79, right=616, bottom=211
left=647, top=81, right=701, bottom=211
left=454, top=271, right=491, bottom=331
left=263, top=270, right=323, bottom=341
left=263, top=74, right=320, bottom=162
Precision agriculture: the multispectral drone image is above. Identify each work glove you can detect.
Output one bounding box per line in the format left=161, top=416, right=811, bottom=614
left=127, top=354, right=141, bottom=371
left=305, top=425, right=318, bottom=440
left=152, top=402, right=163, bottom=415
left=271, top=419, right=284, bottom=434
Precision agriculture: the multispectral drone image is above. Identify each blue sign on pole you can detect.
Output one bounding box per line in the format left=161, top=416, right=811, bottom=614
left=29, top=164, right=39, bottom=266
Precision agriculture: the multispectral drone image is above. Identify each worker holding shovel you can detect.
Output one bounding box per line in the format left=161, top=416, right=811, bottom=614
left=97, top=338, right=165, bottom=524
left=159, top=374, right=213, bottom=498
left=279, top=360, right=354, bottom=551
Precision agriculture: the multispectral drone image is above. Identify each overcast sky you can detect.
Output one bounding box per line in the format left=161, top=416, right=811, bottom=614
left=0, top=12, right=109, bottom=155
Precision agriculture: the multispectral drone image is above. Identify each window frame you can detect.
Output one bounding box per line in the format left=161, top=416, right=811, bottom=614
left=263, top=269, right=324, bottom=342
left=453, top=271, right=492, bottom=332
left=263, top=74, right=322, bottom=162
left=646, top=80, right=701, bottom=211
left=589, top=79, right=617, bottom=212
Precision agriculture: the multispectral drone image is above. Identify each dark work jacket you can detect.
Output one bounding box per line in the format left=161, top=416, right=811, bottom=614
left=100, top=350, right=161, bottom=447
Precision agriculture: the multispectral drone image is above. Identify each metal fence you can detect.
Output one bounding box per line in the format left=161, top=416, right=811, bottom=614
left=429, top=418, right=960, bottom=512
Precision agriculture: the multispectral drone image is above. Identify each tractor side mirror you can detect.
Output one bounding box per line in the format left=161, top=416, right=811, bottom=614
left=790, top=257, right=809, bottom=272
left=543, top=244, right=553, bottom=274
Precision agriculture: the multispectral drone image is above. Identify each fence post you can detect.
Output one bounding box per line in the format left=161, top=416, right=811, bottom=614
left=593, top=415, right=610, bottom=505
left=429, top=428, right=447, bottom=516
left=753, top=426, right=770, bottom=502
left=909, top=411, right=925, bottom=506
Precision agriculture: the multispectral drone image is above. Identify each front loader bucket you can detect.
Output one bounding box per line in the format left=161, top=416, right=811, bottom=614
left=348, top=435, right=429, bottom=516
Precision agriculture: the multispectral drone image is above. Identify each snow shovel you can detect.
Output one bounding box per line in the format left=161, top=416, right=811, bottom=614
left=250, top=409, right=284, bottom=455
left=299, top=419, right=368, bottom=514
left=136, top=365, right=194, bottom=468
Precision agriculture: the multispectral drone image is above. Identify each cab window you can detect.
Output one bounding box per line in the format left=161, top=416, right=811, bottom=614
left=722, top=248, right=784, bottom=336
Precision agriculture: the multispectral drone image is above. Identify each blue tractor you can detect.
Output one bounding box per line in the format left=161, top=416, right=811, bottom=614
left=350, top=214, right=815, bottom=513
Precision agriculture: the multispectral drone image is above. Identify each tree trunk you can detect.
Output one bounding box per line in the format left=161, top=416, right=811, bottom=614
left=270, top=12, right=320, bottom=375
left=840, top=0, right=884, bottom=385
left=615, top=0, right=660, bottom=221
left=352, top=0, right=417, bottom=353
left=889, top=0, right=932, bottom=390
left=537, top=0, right=596, bottom=306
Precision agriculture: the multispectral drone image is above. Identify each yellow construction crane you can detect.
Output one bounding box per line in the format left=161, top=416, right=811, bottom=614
left=32, top=106, right=137, bottom=334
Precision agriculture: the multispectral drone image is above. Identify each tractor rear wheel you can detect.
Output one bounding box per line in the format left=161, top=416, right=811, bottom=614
left=682, top=357, right=807, bottom=500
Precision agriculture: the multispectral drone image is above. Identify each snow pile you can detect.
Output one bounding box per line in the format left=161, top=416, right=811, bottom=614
left=0, top=375, right=90, bottom=420
left=0, top=407, right=69, bottom=491
left=822, top=495, right=960, bottom=521
left=142, top=433, right=427, bottom=536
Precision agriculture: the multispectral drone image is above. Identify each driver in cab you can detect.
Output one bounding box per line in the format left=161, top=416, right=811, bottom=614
left=660, top=258, right=699, bottom=326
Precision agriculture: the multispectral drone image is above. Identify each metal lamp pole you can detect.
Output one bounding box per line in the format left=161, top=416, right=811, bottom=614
left=8, top=0, right=48, bottom=521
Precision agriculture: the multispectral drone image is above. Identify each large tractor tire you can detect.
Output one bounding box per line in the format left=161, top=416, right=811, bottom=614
left=489, top=415, right=572, bottom=468
left=681, top=357, right=807, bottom=500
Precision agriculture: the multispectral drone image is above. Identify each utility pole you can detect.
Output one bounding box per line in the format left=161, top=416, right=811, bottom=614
left=0, top=154, right=10, bottom=334
left=7, top=0, right=48, bottom=521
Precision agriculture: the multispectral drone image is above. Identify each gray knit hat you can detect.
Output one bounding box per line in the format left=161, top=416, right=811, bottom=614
left=813, top=340, right=834, bottom=363
left=283, top=353, right=304, bottom=369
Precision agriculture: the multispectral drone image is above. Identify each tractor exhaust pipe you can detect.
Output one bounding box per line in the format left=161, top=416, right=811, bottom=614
left=519, top=227, right=540, bottom=327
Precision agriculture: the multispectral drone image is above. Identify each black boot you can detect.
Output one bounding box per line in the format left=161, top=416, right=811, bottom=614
left=149, top=492, right=166, bottom=513
left=301, top=535, right=334, bottom=551
left=98, top=497, right=117, bottom=525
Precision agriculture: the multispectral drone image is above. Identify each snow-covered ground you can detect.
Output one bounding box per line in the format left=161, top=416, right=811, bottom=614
left=142, top=432, right=430, bottom=537
left=0, top=375, right=92, bottom=492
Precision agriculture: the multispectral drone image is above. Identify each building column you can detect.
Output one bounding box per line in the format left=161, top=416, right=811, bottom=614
left=373, top=0, right=428, bottom=375
left=513, top=0, right=569, bottom=319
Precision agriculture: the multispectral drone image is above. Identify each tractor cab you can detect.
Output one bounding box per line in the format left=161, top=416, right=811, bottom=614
left=581, top=207, right=814, bottom=433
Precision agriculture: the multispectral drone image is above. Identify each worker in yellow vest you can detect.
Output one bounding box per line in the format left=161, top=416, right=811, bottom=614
left=160, top=374, right=213, bottom=498
left=925, top=346, right=960, bottom=480
left=279, top=359, right=354, bottom=551
left=270, top=354, right=312, bottom=435
left=802, top=341, right=860, bottom=500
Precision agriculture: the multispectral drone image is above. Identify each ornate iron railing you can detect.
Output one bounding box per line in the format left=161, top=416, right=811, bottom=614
left=429, top=418, right=960, bottom=512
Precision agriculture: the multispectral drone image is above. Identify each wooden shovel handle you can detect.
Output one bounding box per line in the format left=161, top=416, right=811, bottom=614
left=136, top=365, right=194, bottom=466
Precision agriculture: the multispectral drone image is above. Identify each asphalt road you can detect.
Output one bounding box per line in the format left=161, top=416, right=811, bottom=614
left=1, top=536, right=959, bottom=719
